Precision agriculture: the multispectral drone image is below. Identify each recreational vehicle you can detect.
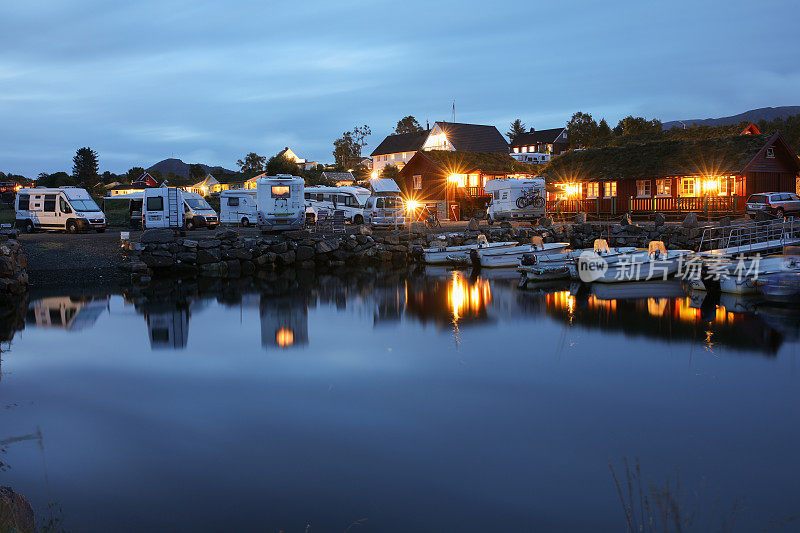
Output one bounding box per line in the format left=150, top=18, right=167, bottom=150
left=256, top=175, right=305, bottom=231
left=485, top=178, right=546, bottom=223
left=182, top=192, right=219, bottom=229
left=363, top=178, right=405, bottom=228
left=220, top=190, right=258, bottom=226
left=15, top=187, right=107, bottom=233
left=304, top=186, right=370, bottom=224
left=141, top=187, right=185, bottom=229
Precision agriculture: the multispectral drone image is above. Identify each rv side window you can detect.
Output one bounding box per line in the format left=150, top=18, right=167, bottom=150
left=43, top=195, right=56, bottom=212
left=18, top=194, right=29, bottom=210
left=228, top=197, right=240, bottom=206
left=493, top=191, right=499, bottom=200
left=59, top=197, right=72, bottom=213
left=304, top=192, right=311, bottom=200
left=501, top=192, right=508, bottom=200
left=376, top=198, right=384, bottom=208
left=271, top=185, right=291, bottom=198
left=147, top=197, right=164, bottom=211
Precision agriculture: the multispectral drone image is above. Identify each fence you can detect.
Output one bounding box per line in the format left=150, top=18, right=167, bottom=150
left=698, top=217, right=800, bottom=252
left=546, top=195, right=746, bottom=218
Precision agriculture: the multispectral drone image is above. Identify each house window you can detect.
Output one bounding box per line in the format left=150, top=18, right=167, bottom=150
left=719, top=177, right=729, bottom=195
left=636, top=180, right=651, bottom=197
left=681, top=178, right=696, bottom=196
left=766, top=147, right=775, bottom=158
left=656, top=179, right=672, bottom=196
left=513, top=147, right=520, bottom=153
left=586, top=182, right=599, bottom=198
left=604, top=181, right=617, bottom=197
left=413, top=175, right=422, bottom=189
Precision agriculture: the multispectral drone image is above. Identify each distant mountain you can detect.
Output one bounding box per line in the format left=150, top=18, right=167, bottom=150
left=147, top=158, right=235, bottom=178
left=663, top=106, right=800, bottom=129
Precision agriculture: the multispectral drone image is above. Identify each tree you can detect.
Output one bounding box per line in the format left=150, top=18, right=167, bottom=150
left=72, top=147, right=99, bottom=188
left=613, top=116, right=663, bottom=136
left=380, top=164, right=398, bottom=180
left=37, top=172, right=72, bottom=188
left=565, top=112, right=599, bottom=149
left=265, top=152, right=301, bottom=176
left=236, top=152, right=266, bottom=173
left=126, top=167, right=145, bottom=184
left=597, top=118, right=613, bottom=140
left=506, top=119, right=527, bottom=143
left=395, top=116, right=423, bottom=135
left=189, top=164, right=206, bottom=182
left=333, top=124, right=371, bottom=169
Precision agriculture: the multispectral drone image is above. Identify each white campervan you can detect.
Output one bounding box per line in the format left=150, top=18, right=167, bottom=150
left=182, top=192, right=219, bottom=230
left=363, top=178, right=405, bottom=228
left=220, top=190, right=258, bottom=226
left=256, top=175, right=305, bottom=231
left=141, top=187, right=185, bottom=229
left=304, top=186, right=371, bottom=224
left=486, top=178, right=546, bottom=223
left=15, top=187, right=107, bottom=233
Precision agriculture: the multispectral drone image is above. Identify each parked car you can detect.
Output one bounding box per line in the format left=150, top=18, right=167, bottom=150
left=745, top=192, right=800, bottom=218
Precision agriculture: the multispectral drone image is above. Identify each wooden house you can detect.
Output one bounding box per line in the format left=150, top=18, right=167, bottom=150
left=396, top=150, right=536, bottom=220
left=510, top=127, right=568, bottom=164
left=539, top=131, right=800, bottom=217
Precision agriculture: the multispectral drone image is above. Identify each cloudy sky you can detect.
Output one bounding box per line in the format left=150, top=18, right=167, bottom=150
left=1, top=0, right=798, bottom=177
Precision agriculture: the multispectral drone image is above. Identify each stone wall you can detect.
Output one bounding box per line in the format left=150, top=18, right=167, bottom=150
left=0, top=230, right=28, bottom=296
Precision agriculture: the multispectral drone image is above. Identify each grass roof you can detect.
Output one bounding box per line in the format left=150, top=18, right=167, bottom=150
left=421, top=150, right=536, bottom=174
left=595, top=121, right=756, bottom=149
left=539, top=134, right=769, bottom=181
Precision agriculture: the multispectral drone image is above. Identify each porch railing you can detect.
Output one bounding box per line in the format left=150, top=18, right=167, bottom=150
left=545, top=195, right=746, bottom=218
left=698, top=217, right=800, bottom=252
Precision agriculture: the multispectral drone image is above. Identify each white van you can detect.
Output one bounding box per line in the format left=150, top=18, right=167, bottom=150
left=304, top=186, right=371, bottom=224
left=256, top=175, right=305, bottom=231
left=182, top=192, right=219, bottom=230
left=220, top=190, right=258, bottom=226
left=486, top=178, right=546, bottom=223
left=363, top=178, right=405, bottom=228
left=142, top=187, right=185, bottom=229
left=16, top=187, right=107, bottom=233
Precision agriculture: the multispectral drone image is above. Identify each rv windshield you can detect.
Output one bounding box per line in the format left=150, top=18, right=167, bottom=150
left=185, top=198, right=212, bottom=211
left=70, top=199, right=101, bottom=212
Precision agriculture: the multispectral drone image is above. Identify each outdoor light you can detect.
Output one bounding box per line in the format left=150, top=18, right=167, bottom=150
left=370, top=170, right=379, bottom=179
left=447, top=174, right=459, bottom=183
left=704, top=178, right=718, bottom=193
left=406, top=199, right=420, bottom=212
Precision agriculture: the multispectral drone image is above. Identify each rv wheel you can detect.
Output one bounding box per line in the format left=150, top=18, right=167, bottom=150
left=186, top=219, right=196, bottom=230
left=24, top=220, right=34, bottom=233
left=353, top=214, right=363, bottom=225
left=66, top=221, right=78, bottom=234
left=241, top=217, right=250, bottom=227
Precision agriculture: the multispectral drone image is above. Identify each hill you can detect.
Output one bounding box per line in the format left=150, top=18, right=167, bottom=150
left=147, top=158, right=235, bottom=178
left=663, top=106, right=800, bottom=129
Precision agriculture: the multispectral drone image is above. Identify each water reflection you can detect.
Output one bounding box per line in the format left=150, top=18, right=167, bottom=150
left=12, top=271, right=800, bottom=356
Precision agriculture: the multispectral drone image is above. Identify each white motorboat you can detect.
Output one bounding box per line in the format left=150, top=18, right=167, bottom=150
left=587, top=242, right=693, bottom=283
left=473, top=238, right=570, bottom=268
left=689, top=254, right=800, bottom=294
left=518, top=264, right=572, bottom=287
left=423, top=236, right=518, bottom=265
left=521, top=240, right=639, bottom=283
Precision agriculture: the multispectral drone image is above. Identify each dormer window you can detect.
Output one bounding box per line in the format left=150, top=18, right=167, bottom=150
left=766, top=147, right=775, bottom=158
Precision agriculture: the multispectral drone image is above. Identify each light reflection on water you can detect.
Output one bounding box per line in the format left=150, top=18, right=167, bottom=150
left=1, top=269, right=799, bottom=531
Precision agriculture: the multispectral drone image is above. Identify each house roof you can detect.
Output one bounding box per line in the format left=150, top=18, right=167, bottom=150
left=321, top=172, right=355, bottom=180
left=539, top=132, right=799, bottom=180
left=401, top=150, right=536, bottom=176
left=596, top=121, right=764, bottom=149
left=433, top=122, right=509, bottom=153
left=370, top=130, right=430, bottom=156
left=192, top=174, right=220, bottom=188
left=110, top=184, right=145, bottom=191
left=510, top=128, right=565, bottom=147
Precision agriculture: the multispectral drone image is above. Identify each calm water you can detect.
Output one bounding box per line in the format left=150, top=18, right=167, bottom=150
left=1, top=269, right=799, bottom=532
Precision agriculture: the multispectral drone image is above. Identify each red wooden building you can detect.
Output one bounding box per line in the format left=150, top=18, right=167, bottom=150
left=540, top=131, right=800, bottom=217
left=396, top=150, right=536, bottom=220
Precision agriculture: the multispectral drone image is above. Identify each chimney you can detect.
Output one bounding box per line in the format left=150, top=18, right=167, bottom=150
left=529, top=127, right=535, bottom=133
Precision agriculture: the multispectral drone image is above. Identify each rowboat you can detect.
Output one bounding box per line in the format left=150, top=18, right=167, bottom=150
left=472, top=240, right=570, bottom=268
left=519, top=240, right=639, bottom=284
left=689, top=254, right=800, bottom=294
left=586, top=242, right=693, bottom=283
left=423, top=239, right=518, bottom=264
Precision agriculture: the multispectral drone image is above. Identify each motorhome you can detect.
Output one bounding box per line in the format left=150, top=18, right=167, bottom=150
left=485, top=178, right=546, bottom=223
left=304, top=186, right=371, bottom=224
left=256, top=175, right=305, bottom=231
left=182, top=192, right=219, bottom=229
left=363, top=178, right=405, bottom=228
left=141, top=187, right=185, bottom=229
left=15, top=187, right=107, bottom=233
left=220, top=190, right=258, bottom=226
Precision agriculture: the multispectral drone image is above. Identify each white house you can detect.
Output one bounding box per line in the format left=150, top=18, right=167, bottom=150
left=278, top=147, right=318, bottom=171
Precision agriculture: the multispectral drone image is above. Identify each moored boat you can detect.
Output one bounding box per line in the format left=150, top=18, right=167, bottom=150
left=423, top=237, right=518, bottom=265
left=472, top=238, right=570, bottom=268
left=586, top=242, right=693, bottom=283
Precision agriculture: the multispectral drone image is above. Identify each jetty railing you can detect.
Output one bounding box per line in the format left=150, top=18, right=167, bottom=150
left=698, top=217, right=800, bottom=253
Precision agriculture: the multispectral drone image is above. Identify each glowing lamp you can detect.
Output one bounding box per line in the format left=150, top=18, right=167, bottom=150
left=447, top=174, right=460, bottom=183
left=370, top=170, right=379, bottom=179
left=405, top=200, right=420, bottom=212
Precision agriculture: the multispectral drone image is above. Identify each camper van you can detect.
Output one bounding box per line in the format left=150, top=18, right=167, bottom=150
left=141, top=187, right=185, bottom=229
left=15, top=187, right=107, bottom=233
left=485, top=178, right=546, bottom=223
left=363, top=178, right=405, bottom=228
left=220, top=190, right=258, bottom=226
left=304, top=186, right=371, bottom=224
left=182, top=192, right=219, bottom=229
left=256, top=175, right=305, bottom=231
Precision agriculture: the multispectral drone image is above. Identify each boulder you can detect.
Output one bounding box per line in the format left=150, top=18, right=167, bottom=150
left=295, top=245, right=315, bottom=261
left=140, top=228, right=175, bottom=244
left=620, top=213, right=632, bottom=226
left=654, top=212, right=666, bottom=227
left=141, top=253, right=174, bottom=268
left=316, top=240, right=340, bottom=254
left=384, top=234, right=400, bottom=245
left=277, top=250, right=296, bottom=265
left=500, top=221, right=512, bottom=229
left=270, top=242, right=288, bottom=254
left=467, top=217, right=480, bottom=231
left=284, top=229, right=311, bottom=241
left=215, top=229, right=238, bottom=240
left=357, top=225, right=373, bottom=236
left=681, top=212, right=699, bottom=228
left=0, top=486, right=35, bottom=533
left=197, top=239, right=220, bottom=249
left=197, top=248, right=221, bottom=264
left=539, top=216, right=553, bottom=228
left=574, top=212, right=587, bottom=224
left=718, top=216, right=731, bottom=227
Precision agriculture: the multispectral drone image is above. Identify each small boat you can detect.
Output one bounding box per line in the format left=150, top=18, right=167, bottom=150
left=521, top=240, right=639, bottom=282
left=691, top=253, right=800, bottom=294
left=757, top=272, right=800, bottom=303
left=587, top=242, right=693, bottom=283
left=423, top=235, right=517, bottom=264
left=518, top=265, right=571, bottom=287
left=472, top=237, right=570, bottom=268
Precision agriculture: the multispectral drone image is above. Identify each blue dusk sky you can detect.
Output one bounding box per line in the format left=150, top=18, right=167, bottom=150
left=1, top=0, right=798, bottom=177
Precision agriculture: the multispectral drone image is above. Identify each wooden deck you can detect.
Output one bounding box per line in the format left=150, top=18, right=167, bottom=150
left=546, top=196, right=748, bottom=218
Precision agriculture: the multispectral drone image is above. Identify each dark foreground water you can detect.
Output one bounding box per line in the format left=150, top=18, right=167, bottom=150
left=1, top=269, right=799, bottom=532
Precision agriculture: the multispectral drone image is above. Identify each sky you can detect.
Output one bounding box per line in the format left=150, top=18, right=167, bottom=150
left=1, top=0, right=798, bottom=177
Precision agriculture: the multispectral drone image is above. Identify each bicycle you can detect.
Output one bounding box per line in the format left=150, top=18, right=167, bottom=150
left=516, top=189, right=546, bottom=209
left=423, top=206, right=441, bottom=230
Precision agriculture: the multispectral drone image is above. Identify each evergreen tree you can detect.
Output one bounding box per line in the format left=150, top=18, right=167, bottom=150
left=72, top=147, right=99, bottom=188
